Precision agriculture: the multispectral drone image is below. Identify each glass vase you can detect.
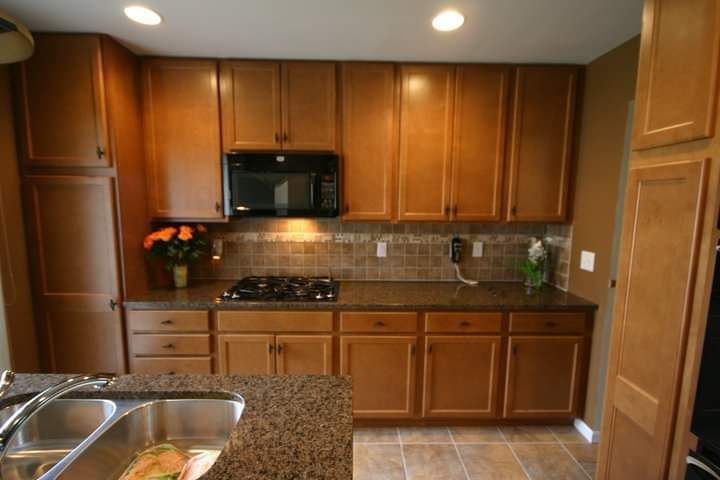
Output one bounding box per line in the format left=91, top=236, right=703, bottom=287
left=173, top=264, right=188, bottom=288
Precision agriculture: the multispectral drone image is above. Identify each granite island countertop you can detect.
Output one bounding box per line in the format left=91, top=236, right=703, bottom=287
left=0, top=374, right=352, bottom=479
left=124, top=280, right=597, bottom=311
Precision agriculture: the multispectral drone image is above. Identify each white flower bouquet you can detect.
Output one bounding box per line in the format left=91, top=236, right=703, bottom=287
left=520, top=237, right=546, bottom=290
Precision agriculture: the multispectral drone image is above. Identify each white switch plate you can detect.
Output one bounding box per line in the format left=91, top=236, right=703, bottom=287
left=376, top=242, right=387, bottom=258
left=580, top=250, right=596, bottom=272
left=472, top=241, right=484, bottom=257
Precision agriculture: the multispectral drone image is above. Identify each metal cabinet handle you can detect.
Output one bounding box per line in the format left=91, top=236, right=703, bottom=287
left=160, top=319, right=173, bottom=325
left=268, top=344, right=274, bottom=353
left=460, top=321, right=471, bottom=327
left=215, top=201, right=221, bottom=212
left=96, top=146, right=105, bottom=159
left=166, top=371, right=176, bottom=375
left=411, top=344, right=416, bottom=355
left=277, top=344, right=283, bottom=354
left=512, top=345, right=518, bottom=355
left=109, top=299, right=118, bottom=311
left=162, top=343, right=175, bottom=349
left=427, top=345, right=432, bottom=354
left=545, top=321, right=558, bottom=327
left=511, top=206, right=517, bottom=216
left=374, top=321, right=386, bottom=327
left=452, top=206, right=458, bottom=216
left=444, top=206, right=450, bottom=216
left=274, top=132, right=280, bottom=143
left=283, top=132, right=289, bottom=142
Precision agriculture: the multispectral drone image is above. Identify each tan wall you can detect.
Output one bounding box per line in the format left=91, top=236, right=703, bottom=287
left=569, top=37, right=640, bottom=429
left=0, top=65, right=39, bottom=372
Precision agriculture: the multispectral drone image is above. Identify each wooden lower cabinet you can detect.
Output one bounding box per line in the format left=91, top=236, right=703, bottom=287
left=503, top=336, right=584, bottom=418
left=217, top=334, right=275, bottom=374
left=422, top=336, right=501, bottom=418
left=276, top=335, right=332, bottom=375
left=340, top=336, right=417, bottom=418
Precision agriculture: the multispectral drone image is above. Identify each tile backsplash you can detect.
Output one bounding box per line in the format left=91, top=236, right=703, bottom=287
left=190, top=219, right=572, bottom=290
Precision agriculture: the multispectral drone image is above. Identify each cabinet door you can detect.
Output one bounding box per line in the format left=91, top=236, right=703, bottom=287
left=504, top=336, right=584, bottom=419
left=340, top=336, right=416, bottom=418
left=632, top=0, right=720, bottom=149
left=219, top=61, right=282, bottom=151
left=143, top=59, right=223, bottom=219
left=398, top=64, right=455, bottom=221
left=340, top=63, right=398, bottom=221
left=281, top=62, right=336, bottom=151
left=597, top=159, right=707, bottom=480
left=423, top=336, right=501, bottom=418
left=24, top=176, right=124, bottom=373
left=15, top=34, right=110, bottom=168
left=276, top=335, right=332, bottom=375
left=217, top=334, right=275, bottom=374
left=507, top=66, right=578, bottom=222
left=450, top=65, right=510, bottom=222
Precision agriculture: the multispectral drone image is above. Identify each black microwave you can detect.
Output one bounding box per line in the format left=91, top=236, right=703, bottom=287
left=223, top=153, right=339, bottom=217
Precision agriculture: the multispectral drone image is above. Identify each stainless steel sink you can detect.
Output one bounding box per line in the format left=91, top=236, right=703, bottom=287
left=0, top=399, right=116, bottom=480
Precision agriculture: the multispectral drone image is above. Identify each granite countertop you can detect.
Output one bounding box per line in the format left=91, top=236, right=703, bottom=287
left=0, top=374, right=352, bottom=479
left=124, top=280, right=597, bottom=311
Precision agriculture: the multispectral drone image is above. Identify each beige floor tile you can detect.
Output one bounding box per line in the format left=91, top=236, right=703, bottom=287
left=457, top=444, right=528, bottom=479
left=450, top=426, right=505, bottom=443
left=511, top=443, right=589, bottom=479
left=500, top=425, right=557, bottom=443
left=353, top=444, right=406, bottom=480
left=565, top=443, right=598, bottom=478
left=354, top=427, right=400, bottom=443
left=403, top=444, right=466, bottom=480
left=550, top=425, right=589, bottom=443
left=399, top=426, right=452, bottom=443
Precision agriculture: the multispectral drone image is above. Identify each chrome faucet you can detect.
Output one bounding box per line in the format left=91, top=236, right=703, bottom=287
left=0, top=373, right=116, bottom=460
left=0, top=371, right=14, bottom=399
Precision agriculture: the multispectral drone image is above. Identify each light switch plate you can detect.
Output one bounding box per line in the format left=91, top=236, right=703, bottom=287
left=376, top=242, right=387, bottom=258
left=472, top=241, right=484, bottom=257
left=580, top=250, right=596, bottom=272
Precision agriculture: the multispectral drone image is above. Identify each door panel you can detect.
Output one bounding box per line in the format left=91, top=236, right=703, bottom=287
left=217, top=334, right=275, bottom=374
left=423, top=336, right=501, bottom=418
left=276, top=335, right=332, bottom=375
left=340, top=336, right=416, bottom=418
left=341, top=63, right=397, bottom=220
left=398, top=64, right=455, bottom=221
left=598, top=159, right=708, bottom=479
left=451, top=65, right=510, bottom=221
left=220, top=61, right=282, bottom=151
left=632, top=0, right=720, bottom=149
left=16, top=34, right=110, bottom=167
left=281, top=62, right=336, bottom=151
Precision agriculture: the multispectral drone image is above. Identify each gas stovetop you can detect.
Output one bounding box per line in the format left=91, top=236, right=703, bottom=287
left=218, top=276, right=339, bottom=302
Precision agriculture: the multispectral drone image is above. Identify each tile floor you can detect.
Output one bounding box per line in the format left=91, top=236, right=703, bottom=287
left=353, top=425, right=597, bottom=480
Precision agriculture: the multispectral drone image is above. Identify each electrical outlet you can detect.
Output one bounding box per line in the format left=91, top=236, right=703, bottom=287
left=376, top=242, right=387, bottom=258
left=472, top=241, right=484, bottom=257
left=580, top=250, right=596, bottom=272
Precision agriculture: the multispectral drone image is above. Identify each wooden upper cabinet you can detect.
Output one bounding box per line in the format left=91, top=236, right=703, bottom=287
left=598, top=159, right=708, bottom=480
left=340, top=63, right=398, bottom=221
left=281, top=62, right=337, bottom=151
left=142, top=59, right=223, bottom=219
left=632, top=0, right=720, bottom=150
left=450, top=65, right=510, bottom=222
left=15, top=34, right=111, bottom=168
left=507, top=66, right=578, bottom=222
left=220, top=61, right=282, bottom=151
left=398, top=64, right=455, bottom=221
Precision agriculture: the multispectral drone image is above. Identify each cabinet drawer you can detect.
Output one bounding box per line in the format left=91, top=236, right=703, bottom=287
left=131, top=334, right=211, bottom=355
left=509, top=313, right=587, bottom=334
left=217, top=311, right=333, bottom=332
left=340, top=312, right=417, bottom=332
left=130, top=357, right=212, bottom=374
left=128, top=310, right=209, bottom=332
left=425, top=312, right=502, bottom=333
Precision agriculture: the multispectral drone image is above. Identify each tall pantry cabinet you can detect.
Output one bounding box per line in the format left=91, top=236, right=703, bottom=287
left=13, top=34, right=149, bottom=373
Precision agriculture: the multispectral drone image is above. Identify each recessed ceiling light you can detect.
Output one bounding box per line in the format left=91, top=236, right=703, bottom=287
left=124, top=5, right=163, bottom=26
left=432, top=10, right=465, bottom=32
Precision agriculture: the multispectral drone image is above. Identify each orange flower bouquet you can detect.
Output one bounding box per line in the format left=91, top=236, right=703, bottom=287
left=143, top=225, right=208, bottom=288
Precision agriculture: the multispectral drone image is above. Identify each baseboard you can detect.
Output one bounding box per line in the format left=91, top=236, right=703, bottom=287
left=574, top=418, right=600, bottom=443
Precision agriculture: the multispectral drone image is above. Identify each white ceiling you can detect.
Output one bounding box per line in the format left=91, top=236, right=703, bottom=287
left=0, top=0, right=643, bottom=64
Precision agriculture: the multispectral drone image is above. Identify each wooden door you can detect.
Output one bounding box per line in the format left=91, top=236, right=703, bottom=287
left=503, top=336, right=584, bottom=418
left=15, top=34, right=111, bottom=168
left=423, top=336, right=501, bottom=418
left=340, top=336, right=416, bottom=418
left=143, top=59, right=223, bottom=219
left=506, top=66, right=578, bottom=222
left=219, top=61, right=282, bottom=151
left=217, top=334, right=275, bottom=374
left=450, top=65, right=510, bottom=222
left=276, top=335, right=332, bottom=375
left=340, top=63, right=398, bottom=221
left=24, top=176, right=124, bottom=373
left=281, top=62, right=336, bottom=151
left=632, top=0, right=720, bottom=149
left=597, top=159, right=708, bottom=480
left=398, top=64, right=455, bottom=221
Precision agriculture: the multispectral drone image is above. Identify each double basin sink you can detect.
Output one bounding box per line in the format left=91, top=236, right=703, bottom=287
left=0, top=396, right=245, bottom=479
